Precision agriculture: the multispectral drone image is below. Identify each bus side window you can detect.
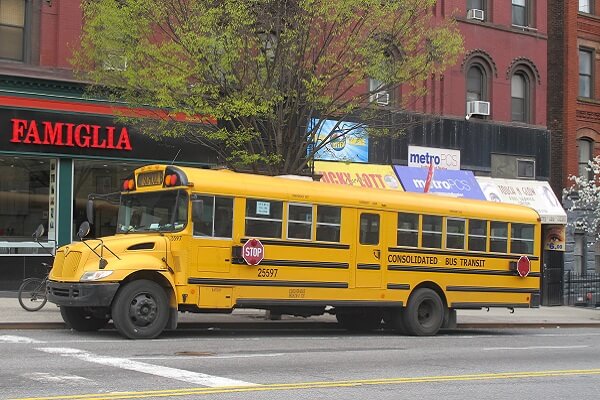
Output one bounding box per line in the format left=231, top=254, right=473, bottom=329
left=490, top=221, right=508, bottom=253
left=422, top=215, right=442, bottom=249
left=468, top=219, right=487, bottom=251
left=214, top=197, right=234, bottom=238
left=397, top=212, right=419, bottom=247
left=511, top=223, right=534, bottom=254
left=192, top=195, right=213, bottom=236
left=316, top=206, right=341, bottom=242
left=245, top=199, right=283, bottom=238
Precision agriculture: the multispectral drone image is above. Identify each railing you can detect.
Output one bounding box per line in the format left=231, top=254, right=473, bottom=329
left=564, top=271, right=600, bottom=307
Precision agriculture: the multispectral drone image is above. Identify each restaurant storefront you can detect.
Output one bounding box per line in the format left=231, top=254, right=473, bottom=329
left=0, top=92, right=215, bottom=290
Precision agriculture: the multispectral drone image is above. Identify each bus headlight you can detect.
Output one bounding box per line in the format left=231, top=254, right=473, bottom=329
left=80, top=271, right=114, bottom=282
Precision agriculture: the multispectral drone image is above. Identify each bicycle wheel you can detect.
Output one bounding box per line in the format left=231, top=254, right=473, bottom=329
left=18, top=278, right=48, bottom=312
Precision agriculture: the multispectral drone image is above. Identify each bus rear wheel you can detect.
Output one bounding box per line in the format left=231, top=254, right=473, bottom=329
left=402, top=288, right=444, bottom=336
left=60, top=306, right=109, bottom=332
left=112, top=280, right=169, bottom=339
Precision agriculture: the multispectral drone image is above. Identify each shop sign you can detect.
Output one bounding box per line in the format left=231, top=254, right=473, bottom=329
left=314, top=160, right=402, bottom=190
left=393, top=166, right=485, bottom=199
left=476, top=177, right=567, bottom=224
left=9, top=118, right=132, bottom=150
left=408, top=145, right=460, bottom=170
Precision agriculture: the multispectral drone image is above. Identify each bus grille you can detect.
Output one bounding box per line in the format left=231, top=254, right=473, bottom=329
left=53, top=252, right=65, bottom=276
left=62, top=252, right=82, bottom=279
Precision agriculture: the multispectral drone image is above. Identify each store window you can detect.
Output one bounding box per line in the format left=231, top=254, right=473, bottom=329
left=73, top=160, right=144, bottom=239
left=0, top=156, right=50, bottom=253
left=0, top=0, right=26, bottom=61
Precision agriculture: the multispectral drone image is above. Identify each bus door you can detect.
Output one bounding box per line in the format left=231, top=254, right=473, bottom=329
left=355, top=211, right=383, bottom=288
left=191, top=194, right=234, bottom=274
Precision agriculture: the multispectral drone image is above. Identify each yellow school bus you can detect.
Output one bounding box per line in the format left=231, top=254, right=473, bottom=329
left=47, top=164, right=541, bottom=339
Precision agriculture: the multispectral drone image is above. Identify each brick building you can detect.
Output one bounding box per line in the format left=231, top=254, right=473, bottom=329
left=548, top=1, right=600, bottom=291
left=0, top=0, right=558, bottom=294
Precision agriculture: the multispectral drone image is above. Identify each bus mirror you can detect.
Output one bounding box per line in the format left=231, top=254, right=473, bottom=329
left=86, top=199, right=94, bottom=225
left=77, top=221, right=90, bottom=239
left=32, top=224, right=45, bottom=241
left=192, top=200, right=203, bottom=221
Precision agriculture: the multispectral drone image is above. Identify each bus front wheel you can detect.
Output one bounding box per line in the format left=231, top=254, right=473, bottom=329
left=402, top=288, right=444, bottom=336
left=112, top=280, right=169, bottom=339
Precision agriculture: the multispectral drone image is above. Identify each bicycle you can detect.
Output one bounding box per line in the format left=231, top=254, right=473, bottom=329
left=18, top=262, right=51, bottom=312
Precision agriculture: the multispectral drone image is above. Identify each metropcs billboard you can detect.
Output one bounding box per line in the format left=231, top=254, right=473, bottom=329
left=408, top=145, right=460, bottom=170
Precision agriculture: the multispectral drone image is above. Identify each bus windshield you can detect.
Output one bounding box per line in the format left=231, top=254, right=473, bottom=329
left=117, top=190, right=188, bottom=233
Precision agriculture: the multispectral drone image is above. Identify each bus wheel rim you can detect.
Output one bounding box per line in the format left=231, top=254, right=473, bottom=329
left=129, top=293, right=158, bottom=326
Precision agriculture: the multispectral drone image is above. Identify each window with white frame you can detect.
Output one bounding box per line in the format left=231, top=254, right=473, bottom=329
left=287, top=203, right=312, bottom=240
left=578, top=138, right=594, bottom=180
left=579, top=48, right=593, bottom=98
left=512, top=0, right=528, bottom=26
left=245, top=199, right=283, bottom=238
left=580, top=0, right=593, bottom=13
left=446, top=218, right=466, bottom=250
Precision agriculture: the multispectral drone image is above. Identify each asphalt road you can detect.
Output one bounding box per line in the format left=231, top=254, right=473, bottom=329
left=1, top=327, right=600, bottom=400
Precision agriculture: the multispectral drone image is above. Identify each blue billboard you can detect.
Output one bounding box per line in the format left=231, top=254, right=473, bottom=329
left=394, top=166, right=486, bottom=200
left=308, top=118, right=368, bottom=163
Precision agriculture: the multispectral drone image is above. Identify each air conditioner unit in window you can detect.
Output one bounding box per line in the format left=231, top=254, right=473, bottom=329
left=466, top=9, right=485, bottom=21
left=466, top=100, right=490, bottom=116
left=371, top=91, right=389, bottom=106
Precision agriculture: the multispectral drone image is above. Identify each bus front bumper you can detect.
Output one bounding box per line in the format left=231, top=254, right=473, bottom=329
left=47, top=280, right=120, bottom=307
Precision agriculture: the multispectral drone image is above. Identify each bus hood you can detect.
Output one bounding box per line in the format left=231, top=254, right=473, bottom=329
left=49, top=234, right=169, bottom=282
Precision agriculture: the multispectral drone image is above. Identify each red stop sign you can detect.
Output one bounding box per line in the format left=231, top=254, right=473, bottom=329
left=242, top=238, right=264, bottom=265
left=517, top=255, right=530, bottom=277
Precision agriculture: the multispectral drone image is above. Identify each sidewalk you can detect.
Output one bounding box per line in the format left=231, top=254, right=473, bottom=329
left=2, top=295, right=600, bottom=329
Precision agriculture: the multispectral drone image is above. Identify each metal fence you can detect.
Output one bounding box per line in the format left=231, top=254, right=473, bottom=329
left=564, top=271, right=600, bottom=307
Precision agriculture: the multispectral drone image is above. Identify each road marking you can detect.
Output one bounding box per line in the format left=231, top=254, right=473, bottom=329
left=0, top=335, right=44, bottom=344
left=9, top=368, right=600, bottom=400
left=35, top=347, right=257, bottom=388
left=26, top=372, right=95, bottom=385
left=483, top=345, right=589, bottom=351
left=131, top=353, right=285, bottom=360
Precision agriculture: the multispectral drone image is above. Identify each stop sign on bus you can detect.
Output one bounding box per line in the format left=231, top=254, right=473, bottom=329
left=243, top=238, right=264, bottom=265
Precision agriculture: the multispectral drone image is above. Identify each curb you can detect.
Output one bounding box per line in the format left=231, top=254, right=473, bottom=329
left=2, top=321, right=600, bottom=330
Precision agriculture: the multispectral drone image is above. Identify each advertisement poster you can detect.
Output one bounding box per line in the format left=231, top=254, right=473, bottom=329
left=544, top=225, right=566, bottom=252
left=314, top=161, right=402, bottom=190
left=475, top=177, right=567, bottom=224
left=309, top=119, right=368, bottom=163
left=393, top=166, right=485, bottom=199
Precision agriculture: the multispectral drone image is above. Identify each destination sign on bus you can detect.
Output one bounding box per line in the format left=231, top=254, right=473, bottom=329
left=137, top=171, right=163, bottom=187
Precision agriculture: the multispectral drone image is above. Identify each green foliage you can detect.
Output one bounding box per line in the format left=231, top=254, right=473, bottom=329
left=74, top=0, right=463, bottom=174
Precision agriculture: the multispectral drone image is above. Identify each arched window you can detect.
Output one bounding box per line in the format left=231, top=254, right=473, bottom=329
left=578, top=138, right=594, bottom=180
left=511, top=73, right=529, bottom=122
left=467, top=65, right=485, bottom=102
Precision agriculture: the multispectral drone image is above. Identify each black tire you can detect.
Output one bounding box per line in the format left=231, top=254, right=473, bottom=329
left=336, top=310, right=382, bottom=332
left=60, top=306, right=110, bottom=332
left=111, top=280, right=169, bottom=339
left=388, top=308, right=408, bottom=335
left=442, top=308, right=457, bottom=329
left=18, top=278, right=47, bottom=312
left=402, top=288, right=444, bottom=336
